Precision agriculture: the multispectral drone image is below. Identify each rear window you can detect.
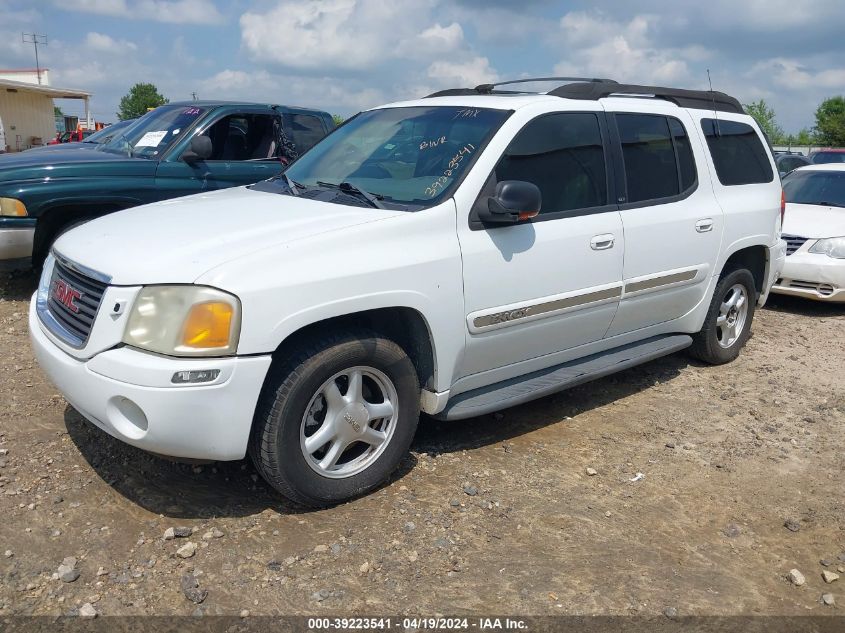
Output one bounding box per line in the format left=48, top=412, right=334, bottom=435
left=283, top=113, right=326, bottom=155
left=617, top=114, right=697, bottom=204
left=701, top=119, right=773, bottom=186
left=811, top=152, right=845, bottom=165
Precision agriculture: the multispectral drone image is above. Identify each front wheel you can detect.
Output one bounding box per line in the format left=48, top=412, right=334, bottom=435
left=689, top=268, right=757, bottom=365
left=249, top=331, right=420, bottom=507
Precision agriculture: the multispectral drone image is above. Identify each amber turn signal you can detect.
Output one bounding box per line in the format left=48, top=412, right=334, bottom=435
left=181, top=301, right=234, bottom=349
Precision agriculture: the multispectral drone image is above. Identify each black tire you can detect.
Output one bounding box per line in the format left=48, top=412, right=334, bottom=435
left=689, top=268, right=757, bottom=365
left=249, top=330, right=420, bottom=507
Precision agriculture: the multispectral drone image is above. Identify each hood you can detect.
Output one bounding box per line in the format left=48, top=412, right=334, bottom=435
left=783, top=202, right=845, bottom=238
left=0, top=148, right=153, bottom=184
left=23, top=143, right=99, bottom=154
left=52, top=186, right=404, bottom=286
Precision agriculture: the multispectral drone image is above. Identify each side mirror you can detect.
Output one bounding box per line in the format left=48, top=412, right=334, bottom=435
left=477, top=180, right=542, bottom=224
left=182, top=135, right=213, bottom=163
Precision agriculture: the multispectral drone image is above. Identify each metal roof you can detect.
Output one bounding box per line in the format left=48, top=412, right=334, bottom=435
left=0, top=78, right=91, bottom=99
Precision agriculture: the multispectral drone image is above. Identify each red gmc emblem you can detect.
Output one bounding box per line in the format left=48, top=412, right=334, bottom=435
left=51, top=279, right=83, bottom=314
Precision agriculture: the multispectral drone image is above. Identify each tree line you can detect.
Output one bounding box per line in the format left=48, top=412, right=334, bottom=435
left=744, top=96, right=845, bottom=147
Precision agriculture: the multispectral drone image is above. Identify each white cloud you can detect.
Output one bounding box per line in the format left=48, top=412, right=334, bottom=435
left=84, top=32, right=137, bottom=53
left=58, top=0, right=224, bottom=25
left=554, top=12, right=690, bottom=85
left=749, top=58, right=845, bottom=90
left=198, top=68, right=386, bottom=112
left=417, top=23, right=465, bottom=53
left=427, top=56, right=498, bottom=87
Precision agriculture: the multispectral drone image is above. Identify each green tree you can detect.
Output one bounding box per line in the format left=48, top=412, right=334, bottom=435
left=53, top=105, right=64, bottom=118
left=795, top=128, right=815, bottom=145
left=332, top=114, right=345, bottom=126
left=743, top=99, right=785, bottom=144
left=814, top=96, right=845, bottom=146
left=117, top=83, right=168, bottom=120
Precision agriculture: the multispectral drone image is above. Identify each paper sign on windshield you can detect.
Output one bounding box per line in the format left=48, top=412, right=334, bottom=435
left=135, top=131, right=168, bottom=148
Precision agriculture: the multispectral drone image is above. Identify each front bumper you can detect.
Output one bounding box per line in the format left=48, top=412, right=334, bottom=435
left=0, top=225, right=35, bottom=261
left=771, top=250, right=845, bottom=302
left=29, top=299, right=273, bottom=460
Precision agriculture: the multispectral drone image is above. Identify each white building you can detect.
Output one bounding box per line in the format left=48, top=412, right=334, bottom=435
left=0, top=69, right=92, bottom=152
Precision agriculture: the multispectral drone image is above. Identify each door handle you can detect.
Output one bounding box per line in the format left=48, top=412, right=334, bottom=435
left=695, top=218, right=714, bottom=233
left=590, top=234, right=615, bottom=250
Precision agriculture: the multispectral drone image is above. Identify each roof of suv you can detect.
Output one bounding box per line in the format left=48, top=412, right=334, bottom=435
left=413, top=78, right=743, bottom=113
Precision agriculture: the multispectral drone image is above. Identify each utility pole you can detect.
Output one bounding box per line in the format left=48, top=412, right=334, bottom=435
left=191, top=91, right=198, bottom=101
left=22, top=33, right=48, bottom=85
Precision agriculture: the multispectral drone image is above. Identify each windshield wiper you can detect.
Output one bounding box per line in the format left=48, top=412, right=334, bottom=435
left=316, top=181, right=385, bottom=209
left=282, top=174, right=305, bottom=196
left=816, top=200, right=845, bottom=208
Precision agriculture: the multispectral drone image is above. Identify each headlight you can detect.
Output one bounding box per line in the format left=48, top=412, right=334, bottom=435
left=0, top=197, right=27, bottom=216
left=36, top=253, right=56, bottom=307
left=809, top=236, right=845, bottom=259
left=123, top=286, right=241, bottom=357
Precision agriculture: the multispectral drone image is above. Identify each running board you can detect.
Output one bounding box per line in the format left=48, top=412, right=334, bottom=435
left=435, top=334, right=692, bottom=421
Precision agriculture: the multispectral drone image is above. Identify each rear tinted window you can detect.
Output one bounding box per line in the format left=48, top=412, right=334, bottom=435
left=701, top=119, right=773, bottom=185
left=617, top=114, right=697, bottom=203
left=811, top=152, right=845, bottom=164
left=284, top=113, right=326, bottom=155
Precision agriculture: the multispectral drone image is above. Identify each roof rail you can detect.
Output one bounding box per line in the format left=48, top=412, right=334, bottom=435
left=549, top=81, right=743, bottom=113
left=424, top=76, right=616, bottom=98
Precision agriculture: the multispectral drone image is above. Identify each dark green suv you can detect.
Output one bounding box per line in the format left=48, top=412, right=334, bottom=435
left=0, top=101, right=334, bottom=266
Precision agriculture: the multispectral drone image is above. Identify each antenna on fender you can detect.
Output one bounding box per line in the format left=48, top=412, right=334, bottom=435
left=707, top=69, right=721, bottom=136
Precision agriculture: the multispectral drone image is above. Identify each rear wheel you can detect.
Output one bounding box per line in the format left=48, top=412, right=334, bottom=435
left=689, top=268, right=756, bottom=365
left=249, top=331, right=420, bottom=507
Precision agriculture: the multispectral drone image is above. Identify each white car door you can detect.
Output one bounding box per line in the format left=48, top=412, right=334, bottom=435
left=601, top=104, right=724, bottom=336
left=453, top=107, right=624, bottom=390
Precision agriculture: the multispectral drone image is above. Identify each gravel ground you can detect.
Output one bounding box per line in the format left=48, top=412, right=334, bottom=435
left=0, top=269, right=843, bottom=618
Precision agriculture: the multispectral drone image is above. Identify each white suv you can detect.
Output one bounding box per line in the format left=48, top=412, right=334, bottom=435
left=29, top=79, right=786, bottom=506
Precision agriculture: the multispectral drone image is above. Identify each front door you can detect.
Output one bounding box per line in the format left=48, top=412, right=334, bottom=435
left=155, top=110, right=286, bottom=198
left=456, top=110, right=624, bottom=385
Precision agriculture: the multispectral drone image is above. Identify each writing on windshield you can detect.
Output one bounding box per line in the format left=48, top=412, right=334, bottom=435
left=281, top=106, right=509, bottom=209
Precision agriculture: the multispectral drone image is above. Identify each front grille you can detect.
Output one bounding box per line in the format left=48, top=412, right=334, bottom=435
left=782, top=234, right=809, bottom=256
left=45, top=258, right=108, bottom=347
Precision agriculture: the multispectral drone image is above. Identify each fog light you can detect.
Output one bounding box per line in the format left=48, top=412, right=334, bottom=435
left=171, top=369, right=220, bottom=384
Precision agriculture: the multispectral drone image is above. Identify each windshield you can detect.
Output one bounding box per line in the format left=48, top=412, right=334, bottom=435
left=783, top=170, right=845, bottom=207
left=84, top=119, right=134, bottom=144
left=273, top=106, right=509, bottom=209
left=812, top=152, right=845, bottom=164
left=100, top=105, right=207, bottom=159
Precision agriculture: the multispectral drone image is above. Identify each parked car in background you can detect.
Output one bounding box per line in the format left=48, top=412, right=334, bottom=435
left=775, top=152, right=811, bottom=177
left=0, top=101, right=334, bottom=266
left=773, top=164, right=845, bottom=301
left=24, top=119, right=138, bottom=153
left=29, top=78, right=784, bottom=507
left=47, top=129, right=95, bottom=145
left=810, top=148, right=845, bottom=164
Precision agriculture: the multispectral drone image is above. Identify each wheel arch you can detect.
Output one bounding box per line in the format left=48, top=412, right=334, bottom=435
left=266, top=306, right=438, bottom=393
left=33, top=199, right=135, bottom=262
left=719, top=242, right=768, bottom=296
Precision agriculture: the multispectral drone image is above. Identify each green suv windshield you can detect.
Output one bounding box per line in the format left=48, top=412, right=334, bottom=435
left=260, top=106, right=509, bottom=210
left=99, top=105, right=207, bottom=159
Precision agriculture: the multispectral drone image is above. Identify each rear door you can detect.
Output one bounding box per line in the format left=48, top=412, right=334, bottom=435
left=602, top=105, right=724, bottom=336
left=281, top=111, right=330, bottom=164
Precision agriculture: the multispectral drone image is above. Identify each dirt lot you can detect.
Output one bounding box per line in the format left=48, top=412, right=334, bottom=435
left=0, top=268, right=843, bottom=618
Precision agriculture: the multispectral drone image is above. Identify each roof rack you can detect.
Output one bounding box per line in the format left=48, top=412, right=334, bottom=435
left=424, top=77, right=743, bottom=114
left=424, top=76, right=615, bottom=98
left=550, top=81, right=743, bottom=113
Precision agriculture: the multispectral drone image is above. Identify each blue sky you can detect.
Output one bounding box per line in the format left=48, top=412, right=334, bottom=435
left=1, top=0, right=843, bottom=132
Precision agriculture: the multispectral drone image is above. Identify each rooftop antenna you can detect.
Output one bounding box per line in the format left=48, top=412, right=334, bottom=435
left=707, top=68, right=721, bottom=136
left=22, top=33, right=47, bottom=85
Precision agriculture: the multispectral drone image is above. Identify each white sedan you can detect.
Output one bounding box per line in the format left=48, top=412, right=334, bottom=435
left=773, top=164, right=845, bottom=302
